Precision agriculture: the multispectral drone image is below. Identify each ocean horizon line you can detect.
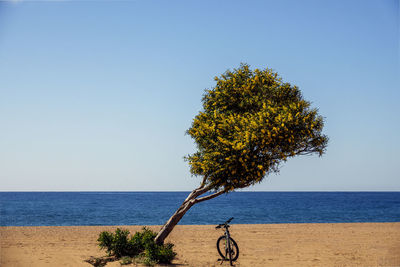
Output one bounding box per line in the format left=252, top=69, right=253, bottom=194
left=2, top=222, right=399, bottom=228
left=1, top=190, right=400, bottom=193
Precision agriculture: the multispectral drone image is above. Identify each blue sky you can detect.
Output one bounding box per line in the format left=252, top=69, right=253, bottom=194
left=0, top=0, right=398, bottom=191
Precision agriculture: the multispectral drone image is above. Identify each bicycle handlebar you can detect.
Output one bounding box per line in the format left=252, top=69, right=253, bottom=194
left=215, top=217, right=234, bottom=229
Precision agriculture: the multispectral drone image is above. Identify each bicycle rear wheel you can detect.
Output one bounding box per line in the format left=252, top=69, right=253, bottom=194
left=216, top=235, right=239, bottom=262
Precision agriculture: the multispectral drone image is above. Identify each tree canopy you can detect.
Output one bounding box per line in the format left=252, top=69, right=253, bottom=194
left=154, top=64, right=328, bottom=245
left=186, top=64, right=328, bottom=192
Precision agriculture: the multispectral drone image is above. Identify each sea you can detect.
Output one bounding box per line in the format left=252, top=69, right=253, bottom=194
left=0, top=192, right=399, bottom=226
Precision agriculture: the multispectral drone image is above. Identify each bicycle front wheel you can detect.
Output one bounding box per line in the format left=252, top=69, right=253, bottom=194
left=216, top=235, right=239, bottom=262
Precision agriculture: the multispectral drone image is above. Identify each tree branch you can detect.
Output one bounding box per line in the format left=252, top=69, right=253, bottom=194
left=194, top=190, right=226, bottom=204
left=200, top=176, right=208, bottom=188
left=184, top=184, right=213, bottom=203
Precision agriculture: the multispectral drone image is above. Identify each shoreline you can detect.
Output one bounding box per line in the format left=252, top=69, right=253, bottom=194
left=1, top=222, right=400, bottom=266
left=1, top=221, right=400, bottom=227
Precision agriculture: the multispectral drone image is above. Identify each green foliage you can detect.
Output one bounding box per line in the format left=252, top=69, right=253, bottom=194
left=186, top=64, right=328, bottom=191
left=97, top=227, right=176, bottom=264
left=97, top=231, right=114, bottom=256
left=142, top=257, right=157, bottom=266
left=145, top=242, right=177, bottom=264
left=98, top=228, right=138, bottom=257
left=120, top=256, right=133, bottom=265
left=130, top=227, right=157, bottom=252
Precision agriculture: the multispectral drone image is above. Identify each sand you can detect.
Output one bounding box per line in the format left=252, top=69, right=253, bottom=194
left=1, top=223, right=399, bottom=267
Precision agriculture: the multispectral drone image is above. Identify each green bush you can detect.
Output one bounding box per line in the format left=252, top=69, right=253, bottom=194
left=97, top=231, right=114, bottom=255
left=120, top=256, right=133, bottom=265
left=98, top=228, right=139, bottom=257
left=97, top=227, right=176, bottom=264
left=142, top=257, right=157, bottom=266
left=145, top=242, right=176, bottom=264
left=130, top=227, right=157, bottom=252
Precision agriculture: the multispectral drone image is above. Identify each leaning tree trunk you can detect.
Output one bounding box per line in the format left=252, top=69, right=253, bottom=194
left=154, top=184, right=226, bottom=245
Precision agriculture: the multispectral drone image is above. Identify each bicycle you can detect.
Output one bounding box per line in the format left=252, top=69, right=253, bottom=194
left=216, top=217, right=239, bottom=266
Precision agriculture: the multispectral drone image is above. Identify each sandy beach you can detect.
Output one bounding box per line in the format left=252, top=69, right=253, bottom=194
left=1, top=223, right=399, bottom=266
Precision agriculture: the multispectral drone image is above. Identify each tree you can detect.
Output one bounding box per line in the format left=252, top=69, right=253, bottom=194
left=154, top=64, right=328, bottom=245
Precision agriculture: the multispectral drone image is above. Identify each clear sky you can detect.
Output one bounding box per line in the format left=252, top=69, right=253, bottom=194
left=0, top=0, right=398, bottom=191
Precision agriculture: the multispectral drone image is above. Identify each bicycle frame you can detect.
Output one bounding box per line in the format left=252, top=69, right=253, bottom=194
left=224, top=226, right=231, bottom=250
